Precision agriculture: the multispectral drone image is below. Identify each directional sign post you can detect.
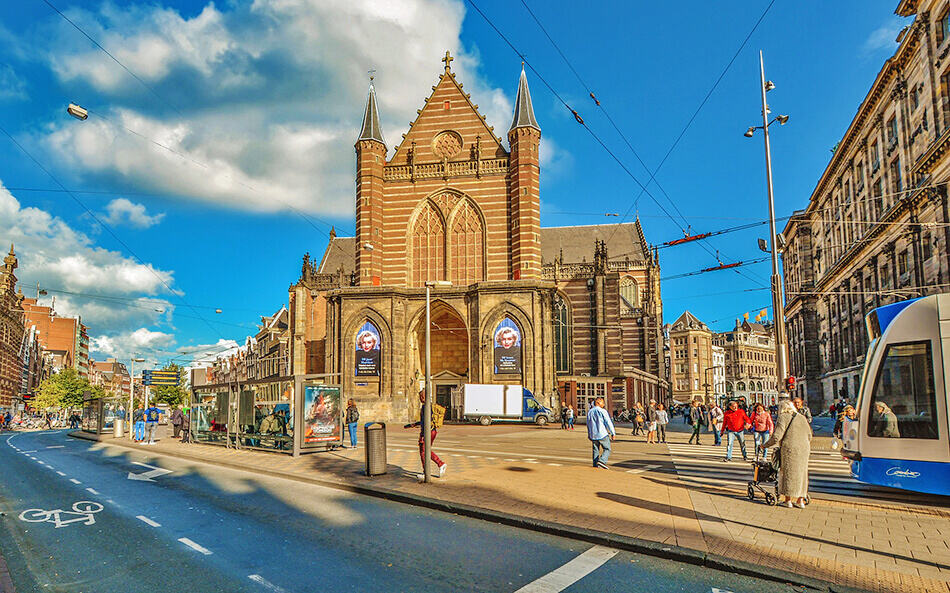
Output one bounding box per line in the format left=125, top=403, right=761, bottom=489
left=142, top=370, right=180, bottom=387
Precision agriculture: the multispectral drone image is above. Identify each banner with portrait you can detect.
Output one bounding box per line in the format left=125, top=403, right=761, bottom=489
left=303, top=384, right=341, bottom=445
left=493, top=317, right=522, bottom=374
left=355, top=321, right=381, bottom=377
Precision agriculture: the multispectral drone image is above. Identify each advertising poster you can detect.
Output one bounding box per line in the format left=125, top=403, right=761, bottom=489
left=355, top=321, right=382, bottom=377
left=493, top=317, right=522, bottom=374
left=303, top=384, right=341, bottom=444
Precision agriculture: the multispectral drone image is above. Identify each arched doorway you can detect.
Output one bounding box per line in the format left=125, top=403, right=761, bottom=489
left=411, top=301, right=468, bottom=419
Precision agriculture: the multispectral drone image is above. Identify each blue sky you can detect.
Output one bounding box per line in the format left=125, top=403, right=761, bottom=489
left=0, top=0, right=907, bottom=367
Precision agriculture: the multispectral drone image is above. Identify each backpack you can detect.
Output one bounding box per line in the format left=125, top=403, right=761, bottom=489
left=431, top=403, right=446, bottom=429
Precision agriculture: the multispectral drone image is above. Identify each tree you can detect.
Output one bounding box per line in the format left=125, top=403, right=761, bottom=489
left=34, top=367, right=91, bottom=410
left=149, top=363, right=189, bottom=406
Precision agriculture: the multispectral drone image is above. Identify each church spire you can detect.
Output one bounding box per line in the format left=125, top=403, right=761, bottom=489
left=357, top=74, right=385, bottom=145
left=509, top=64, right=540, bottom=133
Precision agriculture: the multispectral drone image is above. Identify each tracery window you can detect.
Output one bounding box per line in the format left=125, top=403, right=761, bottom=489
left=554, top=294, right=571, bottom=374
left=449, top=200, right=485, bottom=285
left=619, top=276, right=639, bottom=315
left=411, top=202, right=445, bottom=287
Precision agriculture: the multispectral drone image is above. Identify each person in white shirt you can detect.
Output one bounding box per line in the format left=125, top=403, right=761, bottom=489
left=709, top=402, right=724, bottom=446
left=586, top=397, right=616, bottom=469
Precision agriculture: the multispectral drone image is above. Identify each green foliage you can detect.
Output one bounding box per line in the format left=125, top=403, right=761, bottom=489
left=34, top=367, right=93, bottom=410
left=148, top=363, right=189, bottom=407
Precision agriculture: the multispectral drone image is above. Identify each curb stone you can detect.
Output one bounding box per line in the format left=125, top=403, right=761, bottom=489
left=70, top=431, right=852, bottom=592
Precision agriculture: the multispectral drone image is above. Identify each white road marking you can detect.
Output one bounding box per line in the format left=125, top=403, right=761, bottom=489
left=56, top=471, right=66, bottom=476
left=69, top=478, right=80, bottom=484
left=626, top=464, right=661, bottom=474
left=711, top=588, right=735, bottom=593
left=128, top=462, right=174, bottom=482
left=513, top=545, right=618, bottom=592
left=178, top=538, right=212, bottom=555
left=85, top=488, right=99, bottom=495
left=248, top=574, right=289, bottom=593
left=136, top=515, right=161, bottom=527
left=547, top=463, right=562, bottom=466
left=46, top=445, right=65, bottom=449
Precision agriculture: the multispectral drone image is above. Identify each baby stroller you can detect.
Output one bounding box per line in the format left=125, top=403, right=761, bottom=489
left=747, top=459, right=779, bottom=505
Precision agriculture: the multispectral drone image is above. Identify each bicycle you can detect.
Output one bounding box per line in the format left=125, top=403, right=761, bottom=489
left=19, top=501, right=103, bottom=528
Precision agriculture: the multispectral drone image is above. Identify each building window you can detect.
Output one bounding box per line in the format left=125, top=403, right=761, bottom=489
left=870, top=142, right=880, bottom=171
left=924, top=235, right=933, bottom=260
left=410, top=201, right=445, bottom=286
left=890, top=157, right=902, bottom=195
left=449, top=199, right=485, bottom=285
left=938, top=9, right=950, bottom=45
left=898, top=249, right=908, bottom=277
left=619, top=276, right=639, bottom=314
left=887, top=116, right=899, bottom=147
left=554, top=295, right=571, bottom=374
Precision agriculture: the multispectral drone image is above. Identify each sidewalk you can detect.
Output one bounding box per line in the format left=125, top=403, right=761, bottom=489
left=74, top=430, right=950, bottom=593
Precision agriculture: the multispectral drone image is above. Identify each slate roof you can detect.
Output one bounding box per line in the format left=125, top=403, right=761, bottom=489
left=509, top=66, right=540, bottom=132
left=315, top=221, right=649, bottom=276
left=671, top=311, right=709, bottom=331
left=357, top=82, right=385, bottom=144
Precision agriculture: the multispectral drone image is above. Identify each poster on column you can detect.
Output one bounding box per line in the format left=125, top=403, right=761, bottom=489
left=493, top=317, right=522, bottom=374
left=355, top=321, right=381, bottom=377
left=303, top=384, right=341, bottom=444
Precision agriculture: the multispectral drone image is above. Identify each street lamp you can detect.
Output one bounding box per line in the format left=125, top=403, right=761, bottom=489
left=67, top=103, right=88, bottom=120
left=744, top=50, right=790, bottom=397
left=128, top=356, right=145, bottom=440
left=423, top=280, right=452, bottom=483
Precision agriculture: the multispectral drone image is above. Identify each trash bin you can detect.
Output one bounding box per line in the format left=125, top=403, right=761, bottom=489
left=364, top=422, right=387, bottom=476
left=114, top=418, right=124, bottom=438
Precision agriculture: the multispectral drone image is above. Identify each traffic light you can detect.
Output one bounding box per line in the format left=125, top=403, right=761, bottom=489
left=785, top=376, right=796, bottom=392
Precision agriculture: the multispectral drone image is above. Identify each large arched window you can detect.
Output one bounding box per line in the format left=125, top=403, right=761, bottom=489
left=620, top=276, right=639, bottom=315
left=411, top=201, right=445, bottom=287
left=449, top=199, right=485, bottom=286
left=554, top=294, right=571, bottom=374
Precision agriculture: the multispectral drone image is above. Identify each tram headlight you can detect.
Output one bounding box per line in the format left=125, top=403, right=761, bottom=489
left=848, top=429, right=856, bottom=441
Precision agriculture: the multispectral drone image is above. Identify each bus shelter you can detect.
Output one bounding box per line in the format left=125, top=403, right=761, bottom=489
left=190, top=374, right=342, bottom=456
left=81, top=394, right=126, bottom=435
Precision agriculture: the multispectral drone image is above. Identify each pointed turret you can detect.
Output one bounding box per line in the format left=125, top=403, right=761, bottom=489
left=357, top=78, right=385, bottom=145
left=509, top=65, right=540, bottom=133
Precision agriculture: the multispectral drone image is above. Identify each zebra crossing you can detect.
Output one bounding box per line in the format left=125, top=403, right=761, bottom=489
left=666, top=438, right=857, bottom=494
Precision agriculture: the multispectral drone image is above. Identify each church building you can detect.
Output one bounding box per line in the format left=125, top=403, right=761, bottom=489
left=289, top=53, right=667, bottom=423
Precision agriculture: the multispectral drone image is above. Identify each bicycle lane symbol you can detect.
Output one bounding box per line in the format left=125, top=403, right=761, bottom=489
left=18, top=501, right=103, bottom=528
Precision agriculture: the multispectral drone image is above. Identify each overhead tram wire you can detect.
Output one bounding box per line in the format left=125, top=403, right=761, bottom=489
left=0, top=124, right=229, bottom=343
left=487, top=0, right=773, bottom=285
left=660, top=256, right=769, bottom=281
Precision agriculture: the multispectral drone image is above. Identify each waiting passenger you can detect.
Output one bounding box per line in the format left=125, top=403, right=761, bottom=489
left=870, top=401, right=900, bottom=438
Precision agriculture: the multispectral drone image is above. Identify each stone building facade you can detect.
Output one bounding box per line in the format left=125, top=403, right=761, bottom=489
left=714, top=319, right=779, bottom=406
left=21, top=298, right=89, bottom=378
left=783, top=0, right=950, bottom=410
left=289, top=55, right=666, bottom=423
left=668, top=311, right=714, bottom=403
left=0, top=246, right=24, bottom=408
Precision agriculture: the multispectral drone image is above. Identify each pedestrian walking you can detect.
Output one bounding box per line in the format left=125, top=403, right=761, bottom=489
left=687, top=400, right=704, bottom=445
left=560, top=402, right=568, bottom=430
left=345, top=398, right=360, bottom=448
left=655, top=403, right=669, bottom=443
left=404, top=390, right=447, bottom=478
left=708, top=401, right=724, bottom=446
left=721, top=400, right=752, bottom=462
left=132, top=405, right=145, bottom=442
left=792, top=397, right=813, bottom=425
left=143, top=401, right=161, bottom=445
left=751, top=403, right=774, bottom=461
left=645, top=399, right=658, bottom=444
left=763, top=399, right=812, bottom=508
left=586, top=396, right=615, bottom=469
left=170, top=405, right=184, bottom=439
left=180, top=407, right=192, bottom=444
left=566, top=405, right=575, bottom=430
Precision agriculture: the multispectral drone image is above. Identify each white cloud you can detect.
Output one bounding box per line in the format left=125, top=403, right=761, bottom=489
left=91, top=328, right=175, bottom=362
left=0, top=64, right=26, bottom=100
left=103, top=198, right=165, bottom=228
left=37, top=0, right=533, bottom=216
left=863, top=20, right=905, bottom=55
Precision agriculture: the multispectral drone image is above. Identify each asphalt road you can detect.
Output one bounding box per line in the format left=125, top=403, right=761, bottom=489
left=0, top=429, right=804, bottom=593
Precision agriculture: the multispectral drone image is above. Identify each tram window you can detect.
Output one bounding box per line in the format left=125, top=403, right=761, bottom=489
left=868, top=341, right=939, bottom=439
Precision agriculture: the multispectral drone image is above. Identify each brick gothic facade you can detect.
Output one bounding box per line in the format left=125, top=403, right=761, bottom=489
left=783, top=1, right=950, bottom=411
left=289, top=55, right=666, bottom=423
left=0, top=246, right=25, bottom=407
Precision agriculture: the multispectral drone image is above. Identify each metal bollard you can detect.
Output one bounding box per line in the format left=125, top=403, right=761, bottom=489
left=114, top=418, right=124, bottom=438
left=364, top=422, right=387, bottom=476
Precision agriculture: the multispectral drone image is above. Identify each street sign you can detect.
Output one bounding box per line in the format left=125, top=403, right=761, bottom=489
left=141, top=370, right=180, bottom=386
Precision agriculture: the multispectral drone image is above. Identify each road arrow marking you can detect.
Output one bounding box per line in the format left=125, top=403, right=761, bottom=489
left=127, top=461, right=173, bottom=482
left=711, top=588, right=735, bottom=593
left=626, top=464, right=661, bottom=474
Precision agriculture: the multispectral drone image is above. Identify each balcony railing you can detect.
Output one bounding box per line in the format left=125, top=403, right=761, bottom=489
left=384, top=157, right=508, bottom=181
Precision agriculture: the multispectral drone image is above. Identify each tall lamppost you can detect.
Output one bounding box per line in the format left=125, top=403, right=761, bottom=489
left=744, top=50, right=790, bottom=396
left=128, top=356, right=145, bottom=440
left=423, top=280, right=451, bottom=483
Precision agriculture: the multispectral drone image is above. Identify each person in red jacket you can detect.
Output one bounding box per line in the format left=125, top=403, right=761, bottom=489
left=720, top=400, right=752, bottom=462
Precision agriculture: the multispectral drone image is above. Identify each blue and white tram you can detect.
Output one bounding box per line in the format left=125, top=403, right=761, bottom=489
left=842, top=295, right=950, bottom=496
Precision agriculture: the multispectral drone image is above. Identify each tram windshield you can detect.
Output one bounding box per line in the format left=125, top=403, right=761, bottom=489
left=867, top=340, right=939, bottom=439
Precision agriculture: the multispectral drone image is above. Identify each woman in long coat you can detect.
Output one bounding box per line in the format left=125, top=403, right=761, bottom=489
left=763, top=399, right=812, bottom=508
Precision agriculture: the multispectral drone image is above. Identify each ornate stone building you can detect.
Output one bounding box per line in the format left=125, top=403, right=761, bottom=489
left=714, top=319, right=778, bottom=406
left=668, top=311, right=714, bottom=403
left=0, top=246, right=25, bottom=408
left=289, top=54, right=666, bottom=423
left=783, top=1, right=950, bottom=410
